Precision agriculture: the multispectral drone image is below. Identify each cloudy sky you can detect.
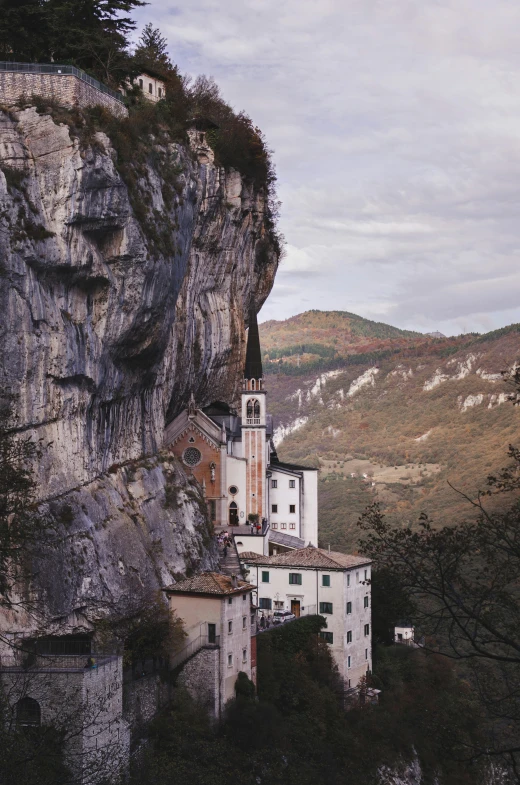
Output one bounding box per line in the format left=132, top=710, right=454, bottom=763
left=135, top=0, right=520, bottom=335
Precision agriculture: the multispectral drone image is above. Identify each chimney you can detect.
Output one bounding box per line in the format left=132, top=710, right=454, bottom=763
left=230, top=574, right=238, bottom=589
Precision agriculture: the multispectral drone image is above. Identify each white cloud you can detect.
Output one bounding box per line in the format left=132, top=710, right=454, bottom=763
left=138, top=0, right=520, bottom=334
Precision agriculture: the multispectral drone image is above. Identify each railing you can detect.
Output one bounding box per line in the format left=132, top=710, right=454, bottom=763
left=170, top=633, right=220, bottom=671
left=244, top=519, right=270, bottom=536
left=246, top=418, right=261, bottom=425
left=0, top=653, right=119, bottom=672
left=0, top=61, right=124, bottom=102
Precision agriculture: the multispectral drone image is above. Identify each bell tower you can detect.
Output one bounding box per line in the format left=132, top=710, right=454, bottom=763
left=241, top=310, right=267, bottom=521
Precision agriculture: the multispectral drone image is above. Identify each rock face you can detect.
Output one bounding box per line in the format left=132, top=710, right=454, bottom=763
left=0, top=105, right=279, bottom=632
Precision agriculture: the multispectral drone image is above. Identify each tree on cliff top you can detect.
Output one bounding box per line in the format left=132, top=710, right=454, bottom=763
left=133, top=23, right=173, bottom=75
left=0, top=0, right=145, bottom=86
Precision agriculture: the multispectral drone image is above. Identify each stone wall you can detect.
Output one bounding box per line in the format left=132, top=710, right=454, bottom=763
left=1, top=657, right=129, bottom=782
left=0, top=71, right=128, bottom=118
left=123, top=673, right=170, bottom=732
left=177, top=647, right=220, bottom=717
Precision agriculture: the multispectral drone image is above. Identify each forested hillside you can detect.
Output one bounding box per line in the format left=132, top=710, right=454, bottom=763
left=260, top=313, right=520, bottom=551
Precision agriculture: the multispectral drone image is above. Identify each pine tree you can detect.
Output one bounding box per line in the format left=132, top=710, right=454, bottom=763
left=134, top=23, right=173, bottom=75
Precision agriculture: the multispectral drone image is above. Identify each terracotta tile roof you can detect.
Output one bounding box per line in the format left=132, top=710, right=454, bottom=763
left=240, top=545, right=371, bottom=570
left=238, top=552, right=264, bottom=561
left=163, top=572, right=255, bottom=596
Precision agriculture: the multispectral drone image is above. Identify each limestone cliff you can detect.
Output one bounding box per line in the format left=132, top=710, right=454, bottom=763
left=0, top=105, right=279, bottom=632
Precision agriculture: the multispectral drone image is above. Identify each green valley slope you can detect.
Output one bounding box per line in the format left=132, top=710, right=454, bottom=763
left=260, top=312, right=520, bottom=553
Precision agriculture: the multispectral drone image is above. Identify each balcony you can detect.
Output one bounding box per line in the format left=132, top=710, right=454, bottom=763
left=246, top=418, right=261, bottom=426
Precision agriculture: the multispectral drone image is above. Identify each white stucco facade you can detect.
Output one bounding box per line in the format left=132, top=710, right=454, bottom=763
left=242, top=548, right=372, bottom=688
left=134, top=72, right=165, bottom=102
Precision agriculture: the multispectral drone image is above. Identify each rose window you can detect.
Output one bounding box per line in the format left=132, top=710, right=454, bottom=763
left=183, top=447, right=202, bottom=466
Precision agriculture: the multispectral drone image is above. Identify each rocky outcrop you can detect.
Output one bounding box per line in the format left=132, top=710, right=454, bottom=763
left=0, top=105, right=279, bottom=632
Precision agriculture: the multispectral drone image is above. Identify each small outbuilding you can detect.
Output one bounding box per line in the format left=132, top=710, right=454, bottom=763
left=133, top=68, right=166, bottom=102
left=394, top=620, right=415, bottom=645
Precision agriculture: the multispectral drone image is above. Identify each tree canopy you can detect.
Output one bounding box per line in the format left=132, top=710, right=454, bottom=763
left=0, top=0, right=146, bottom=86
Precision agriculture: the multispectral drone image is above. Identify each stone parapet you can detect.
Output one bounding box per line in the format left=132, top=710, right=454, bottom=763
left=0, top=70, right=128, bottom=118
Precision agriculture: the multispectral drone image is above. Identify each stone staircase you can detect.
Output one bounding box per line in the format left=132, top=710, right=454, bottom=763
left=219, top=540, right=242, bottom=577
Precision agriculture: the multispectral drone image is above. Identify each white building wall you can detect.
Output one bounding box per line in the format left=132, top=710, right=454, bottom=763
left=269, top=470, right=301, bottom=536
left=220, top=592, right=253, bottom=705
left=343, top=565, right=372, bottom=688
left=225, top=455, right=247, bottom=524
left=301, top=470, right=318, bottom=546
left=244, top=563, right=372, bottom=688
left=134, top=73, right=165, bottom=102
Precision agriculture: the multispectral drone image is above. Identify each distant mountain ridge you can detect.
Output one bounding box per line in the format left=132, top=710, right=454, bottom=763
left=259, top=311, right=520, bottom=553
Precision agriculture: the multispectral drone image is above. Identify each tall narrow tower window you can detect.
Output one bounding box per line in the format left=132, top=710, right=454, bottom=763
left=246, top=399, right=261, bottom=425
left=251, top=379, right=255, bottom=390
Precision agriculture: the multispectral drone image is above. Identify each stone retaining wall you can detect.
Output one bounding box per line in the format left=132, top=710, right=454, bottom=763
left=178, top=647, right=220, bottom=717
left=0, top=71, right=128, bottom=118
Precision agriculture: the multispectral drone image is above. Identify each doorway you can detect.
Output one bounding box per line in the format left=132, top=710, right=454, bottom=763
left=291, top=600, right=301, bottom=617
left=229, top=502, right=239, bottom=526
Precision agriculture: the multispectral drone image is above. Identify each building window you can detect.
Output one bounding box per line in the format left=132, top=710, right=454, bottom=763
left=138, top=78, right=143, bottom=88
left=281, top=522, right=287, bottom=530
left=364, top=569, right=369, bottom=580
left=251, top=379, right=255, bottom=390
left=208, top=500, right=216, bottom=521
left=15, top=697, right=41, bottom=727
left=289, top=505, right=296, bottom=514
left=289, top=573, right=302, bottom=585
left=228, top=621, right=233, bottom=634
left=272, top=504, right=278, bottom=513
left=228, top=654, right=233, bottom=667
left=243, top=616, right=247, bottom=629
left=243, top=593, right=247, bottom=601
left=347, top=574, right=350, bottom=587
left=322, top=575, right=330, bottom=587
left=365, top=648, right=368, bottom=660
left=319, top=632, right=333, bottom=644
left=228, top=597, right=233, bottom=605
left=364, top=596, right=369, bottom=608
left=289, top=522, right=296, bottom=529
left=229, top=485, right=238, bottom=495
left=364, top=624, right=370, bottom=636
left=259, top=598, right=272, bottom=610
left=271, top=479, right=277, bottom=488
left=246, top=398, right=261, bottom=424
left=262, top=571, right=270, bottom=583
left=289, top=480, right=295, bottom=488
left=149, top=82, right=153, bottom=93
left=242, top=648, right=247, bottom=663
left=319, top=602, right=333, bottom=615
left=356, top=571, right=359, bottom=583
left=182, top=447, right=202, bottom=467
left=208, top=624, right=216, bottom=644
left=158, top=87, right=162, bottom=97
left=347, top=656, right=351, bottom=668
left=347, top=630, right=352, bottom=643
left=272, top=522, right=278, bottom=529
left=274, top=600, right=284, bottom=609
left=346, top=602, right=352, bottom=614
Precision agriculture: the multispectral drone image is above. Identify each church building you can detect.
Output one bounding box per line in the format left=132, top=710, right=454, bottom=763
left=163, top=312, right=318, bottom=555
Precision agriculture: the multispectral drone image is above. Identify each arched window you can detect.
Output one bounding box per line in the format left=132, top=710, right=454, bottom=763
left=16, top=697, right=41, bottom=727
left=246, top=399, right=260, bottom=424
